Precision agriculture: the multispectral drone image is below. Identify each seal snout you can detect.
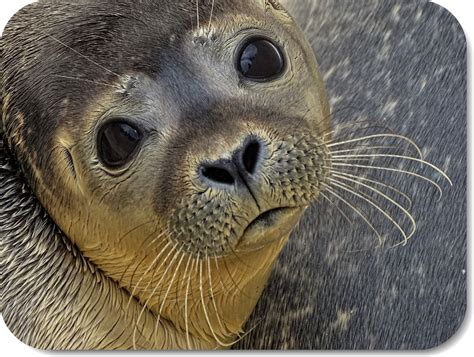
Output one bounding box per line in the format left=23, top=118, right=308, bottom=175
left=198, top=136, right=263, bottom=188
left=169, top=131, right=331, bottom=257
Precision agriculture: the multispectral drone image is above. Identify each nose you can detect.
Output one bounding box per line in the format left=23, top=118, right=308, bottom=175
left=199, top=137, right=263, bottom=187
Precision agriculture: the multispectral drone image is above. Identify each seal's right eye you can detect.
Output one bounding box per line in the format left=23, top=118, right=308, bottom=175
left=237, top=37, right=285, bottom=81
left=97, top=121, right=142, bottom=168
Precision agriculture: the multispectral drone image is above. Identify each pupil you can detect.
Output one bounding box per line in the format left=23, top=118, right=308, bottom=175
left=239, top=38, right=284, bottom=80
left=99, top=122, right=141, bottom=168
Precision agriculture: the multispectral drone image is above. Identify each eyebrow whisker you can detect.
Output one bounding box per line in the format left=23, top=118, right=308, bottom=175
left=47, top=34, right=125, bottom=81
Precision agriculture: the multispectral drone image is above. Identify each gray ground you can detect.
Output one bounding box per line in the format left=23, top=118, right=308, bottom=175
left=238, top=0, right=467, bottom=350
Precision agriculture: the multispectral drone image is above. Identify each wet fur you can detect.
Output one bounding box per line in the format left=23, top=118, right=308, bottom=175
left=0, top=0, right=466, bottom=350
left=1, top=0, right=331, bottom=349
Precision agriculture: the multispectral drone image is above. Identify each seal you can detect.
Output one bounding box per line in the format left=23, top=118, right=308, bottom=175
left=0, top=0, right=452, bottom=351
left=1, top=0, right=332, bottom=350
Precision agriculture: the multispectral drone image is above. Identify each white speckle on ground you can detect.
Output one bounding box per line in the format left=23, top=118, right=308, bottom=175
left=415, top=8, right=423, bottom=21
left=329, top=95, right=344, bottom=107
left=382, top=100, right=399, bottom=116
left=329, top=310, right=352, bottom=331
left=323, top=65, right=337, bottom=81
left=419, top=77, right=428, bottom=93
left=391, top=4, right=401, bottom=21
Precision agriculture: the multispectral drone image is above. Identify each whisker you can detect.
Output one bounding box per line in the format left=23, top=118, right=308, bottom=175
left=134, top=243, right=181, bottom=347
left=52, top=75, right=119, bottom=88
left=326, top=134, right=423, bottom=158
left=331, top=174, right=417, bottom=242
left=118, top=220, right=156, bottom=243
left=126, top=254, right=149, bottom=290
left=178, top=253, right=194, bottom=301
left=331, top=154, right=452, bottom=185
left=213, top=255, right=233, bottom=296
left=199, top=260, right=234, bottom=347
left=325, top=163, right=444, bottom=200
left=154, top=250, right=186, bottom=342
left=207, top=257, right=228, bottom=334
left=329, top=179, right=410, bottom=245
left=139, top=236, right=182, bottom=296
left=317, top=114, right=393, bottom=138
left=221, top=256, right=253, bottom=300
left=118, top=227, right=158, bottom=285
left=324, top=162, right=443, bottom=202
left=330, top=145, right=406, bottom=155
left=212, top=318, right=263, bottom=349
left=331, top=170, right=413, bottom=210
left=126, top=240, right=172, bottom=311
left=47, top=35, right=125, bottom=80
left=129, top=240, right=180, bottom=348
left=142, top=228, right=171, bottom=251
left=229, top=246, right=251, bottom=270
left=209, top=0, right=215, bottom=30
left=319, top=191, right=354, bottom=225
left=185, top=258, right=196, bottom=350
left=321, top=184, right=384, bottom=247
left=196, top=0, right=200, bottom=31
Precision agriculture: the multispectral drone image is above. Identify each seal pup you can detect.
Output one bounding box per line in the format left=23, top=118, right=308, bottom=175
left=1, top=0, right=452, bottom=350
left=1, top=0, right=331, bottom=349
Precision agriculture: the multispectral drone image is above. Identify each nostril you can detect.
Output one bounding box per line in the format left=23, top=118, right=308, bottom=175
left=242, top=140, right=261, bottom=174
left=201, top=165, right=235, bottom=185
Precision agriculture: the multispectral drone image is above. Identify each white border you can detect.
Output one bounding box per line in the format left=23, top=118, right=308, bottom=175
left=0, top=0, right=471, bottom=355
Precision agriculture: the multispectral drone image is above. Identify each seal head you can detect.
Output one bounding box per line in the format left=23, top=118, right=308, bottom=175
left=1, top=0, right=330, bottom=348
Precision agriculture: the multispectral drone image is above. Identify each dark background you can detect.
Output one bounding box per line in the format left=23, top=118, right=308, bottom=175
left=238, top=0, right=467, bottom=349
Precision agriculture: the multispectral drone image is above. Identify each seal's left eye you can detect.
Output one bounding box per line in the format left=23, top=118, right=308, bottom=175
left=237, top=38, right=285, bottom=81
left=98, top=121, right=142, bottom=168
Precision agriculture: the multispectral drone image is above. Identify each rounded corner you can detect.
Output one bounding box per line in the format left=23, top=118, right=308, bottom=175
left=427, top=2, right=467, bottom=45
left=1, top=1, right=38, bottom=37
left=1, top=315, right=47, bottom=352
left=420, top=298, right=469, bottom=351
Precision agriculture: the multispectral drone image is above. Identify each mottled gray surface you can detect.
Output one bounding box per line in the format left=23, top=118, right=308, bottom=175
left=238, top=0, right=467, bottom=350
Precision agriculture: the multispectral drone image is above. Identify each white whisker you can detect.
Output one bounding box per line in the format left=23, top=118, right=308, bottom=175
left=199, top=260, right=233, bottom=347
left=321, top=184, right=384, bottom=246
left=330, top=145, right=403, bottom=155
left=325, top=164, right=444, bottom=200
left=47, top=34, right=125, bottom=80
left=329, top=179, right=410, bottom=245
left=209, top=0, right=215, bottom=30
left=207, top=257, right=227, bottom=334
left=196, top=0, right=200, bottom=31
left=331, top=154, right=452, bottom=185
left=319, top=191, right=354, bottom=225
left=332, top=174, right=417, bottom=242
left=126, top=240, right=172, bottom=310
left=331, top=170, right=413, bottom=209
left=326, top=134, right=423, bottom=158
left=133, top=243, right=180, bottom=348
left=52, top=75, right=119, bottom=88
left=185, top=259, right=196, bottom=350
left=154, top=250, right=186, bottom=342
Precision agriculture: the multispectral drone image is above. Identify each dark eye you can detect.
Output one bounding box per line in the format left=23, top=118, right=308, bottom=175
left=98, top=121, right=142, bottom=168
left=237, top=38, right=285, bottom=81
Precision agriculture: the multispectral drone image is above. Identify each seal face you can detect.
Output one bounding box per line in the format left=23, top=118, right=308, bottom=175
left=1, top=0, right=331, bottom=348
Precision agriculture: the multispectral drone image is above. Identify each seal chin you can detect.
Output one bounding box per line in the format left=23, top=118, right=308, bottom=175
left=236, top=206, right=306, bottom=251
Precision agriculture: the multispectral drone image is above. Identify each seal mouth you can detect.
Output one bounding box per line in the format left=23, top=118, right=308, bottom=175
left=236, top=206, right=306, bottom=251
